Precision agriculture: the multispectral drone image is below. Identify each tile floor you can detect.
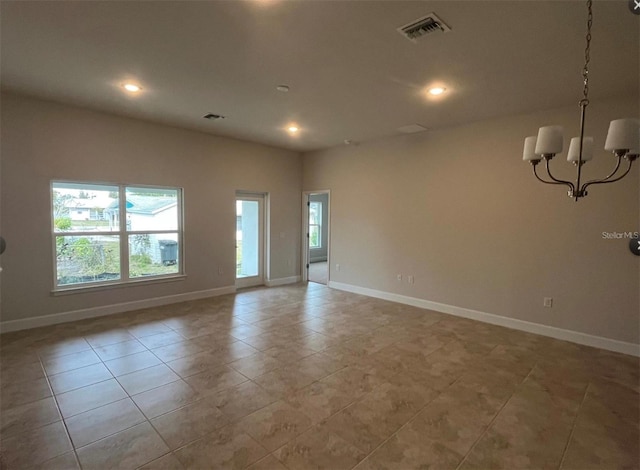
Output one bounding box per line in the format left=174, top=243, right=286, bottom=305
left=0, top=283, right=638, bottom=469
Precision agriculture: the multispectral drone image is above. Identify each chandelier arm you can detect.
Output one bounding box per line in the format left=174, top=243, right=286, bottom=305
left=581, top=154, right=623, bottom=187
left=544, top=158, right=576, bottom=192
left=581, top=158, right=634, bottom=192
left=533, top=163, right=571, bottom=186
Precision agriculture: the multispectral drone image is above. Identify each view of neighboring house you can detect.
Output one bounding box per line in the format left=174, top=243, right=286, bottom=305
left=65, top=194, right=113, bottom=222
left=104, top=195, right=178, bottom=232
left=105, top=195, right=179, bottom=264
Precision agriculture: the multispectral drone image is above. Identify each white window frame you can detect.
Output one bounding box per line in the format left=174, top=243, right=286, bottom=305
left=51, top=181, right=185, bottom=293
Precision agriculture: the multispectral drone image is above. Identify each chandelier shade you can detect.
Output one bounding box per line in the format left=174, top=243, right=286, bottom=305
left=604, top=119, right=640, bottom=152
left=535, top=126, right=564, bottom=156
left=567, top=137, right=593, bottom=163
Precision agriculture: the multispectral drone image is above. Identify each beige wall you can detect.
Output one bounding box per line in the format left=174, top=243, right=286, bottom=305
left=303, top=98, right=640, bottom=344
left=1, top=93, right=302, bottom=322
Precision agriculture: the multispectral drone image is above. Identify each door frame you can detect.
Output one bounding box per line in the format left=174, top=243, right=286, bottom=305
left=235, top=192, right=268, bottom=289
left=301, top=190, right=330, bottom=283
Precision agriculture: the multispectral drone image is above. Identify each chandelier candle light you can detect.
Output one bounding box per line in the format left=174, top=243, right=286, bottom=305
left=522, top=0, right=639, bottom=201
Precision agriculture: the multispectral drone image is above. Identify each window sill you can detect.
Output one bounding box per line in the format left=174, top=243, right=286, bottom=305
left=51, top=274, right=187, bottom=296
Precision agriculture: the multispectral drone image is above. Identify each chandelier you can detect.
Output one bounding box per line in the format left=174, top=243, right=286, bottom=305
left=522, top=0, right=639, bottom=201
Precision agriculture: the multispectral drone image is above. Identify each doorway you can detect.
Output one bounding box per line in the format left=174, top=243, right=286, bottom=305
left=236, top=193, right=265, bottom=288
left=303, top=191, right=330, bottom=285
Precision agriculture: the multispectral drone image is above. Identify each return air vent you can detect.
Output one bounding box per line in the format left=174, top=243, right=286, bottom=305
left=397, top=13, right=451, bottom=42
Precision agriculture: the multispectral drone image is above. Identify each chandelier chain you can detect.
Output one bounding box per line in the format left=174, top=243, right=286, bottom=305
left=581, top=0, right=593, bottom=105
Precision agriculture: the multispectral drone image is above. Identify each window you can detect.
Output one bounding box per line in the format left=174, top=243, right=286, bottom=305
left=309, top=201, right=322, bottom=249
left=52, top=182, right=183, bottom=289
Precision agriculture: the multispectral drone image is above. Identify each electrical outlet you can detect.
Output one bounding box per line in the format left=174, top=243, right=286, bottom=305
left=218, top=267, right=223, bottom=275
left=336, top=264, right=340, bottom=271
left=544, top=297, right=553, bottom=308
left=397, top=274, right=402, bottom=282
left=408, top=275, right=414, bottom=284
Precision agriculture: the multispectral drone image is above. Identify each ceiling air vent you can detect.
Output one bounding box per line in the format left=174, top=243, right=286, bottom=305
left=397, top=13, right=451, bottom=42
left=203, top=113, right=226, bottom=120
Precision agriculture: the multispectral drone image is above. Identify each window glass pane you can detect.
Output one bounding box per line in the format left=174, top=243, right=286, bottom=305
left=129, top=234, right=179, bottom=278
left=236, top=201, right=259, bottom=278
left=310, top=225, right=321, bottom=248
left=309, top=202, right=321, bottom=225
left=52, top=182, right=119, bottom=232
left=125, top=187, right=179, bottom=232
left=56, top=235, right=120, bottom=286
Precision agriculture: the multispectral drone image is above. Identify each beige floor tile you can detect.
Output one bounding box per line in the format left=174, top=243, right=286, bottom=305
left=274, top=423, right=367, bottom=470
left=253, top=365, right=317, bottom=395
left=42, top=349, right=101, bottom=376
left=460, top=384, right=577, bottom=469
left=93, top=339, right=147, bottom=361
left=294, top=353, right=346, bottom=379
left=165, top=349, right=226, bottom=378
left=560, top=412, right=639, bottom=470
left=30, top=451, right=80, bottom=470
left=229, top=323, right=266, bottom=340
left=205, top=340, right=260, bottom=364
left=0, top=376, right=51, bottom=410
left=49, top=363, right=113, bottom=394
left=183, top=365, right=248, bottom=396
left=137, top=331, right=186, bottom=349
left=404, top=383, right=503, bottom=456
left=237, top=400, right=313, bottom=451
left=76, top=422, right=169, bottom=470
left=263, top=346, right=315, bottom=363
left=1, top=284, right=638, bottom=470
left=151, top=395, right=230, bottom=449
left=321, top=364, right=390, bottom=398
left=0, top=396, right=61, bottom=437
left=284, top=380, right=356, bottom=423
left=246, top=454, right=289, bottom=470
left=85, top=329, right=136, bottom=348
left=0, top=360, right=45, bottom=385
left=36, top=337, right=92, bottom=360
left=65, top=397, right=146, bottom=448
left=228, top=353, right=288, bottom=379
left=174, top=425, right=267, bottom=469
left=56, top=378, right=127, bottom=418
left=354, top=432, right=463, bottom=470
left=325, top=374, right=440, bottom=453
left=117, top=363, right=181, bottom=395
left=132, top=379, right=201, bottom=419
left=128, top=322, right=173, bottom=339
left=212, top=381, right=277, bottom=421
left=0, top=420, right=72, bottom=469
left=138, top=452, right=185, bottom=469
left=104, top=350, right=162, bottom=377
left=150, top=340, right=210, bottom=363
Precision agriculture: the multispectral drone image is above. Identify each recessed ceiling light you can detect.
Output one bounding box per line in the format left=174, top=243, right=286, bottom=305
left=123, top=83, right=141, bottom=93
left=428, top=87, right=446, bottom=96
left=288, top=126, right=299, bottom=133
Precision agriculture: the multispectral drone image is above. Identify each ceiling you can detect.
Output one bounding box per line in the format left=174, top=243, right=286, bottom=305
left=1, top=1, right=638, bottom=152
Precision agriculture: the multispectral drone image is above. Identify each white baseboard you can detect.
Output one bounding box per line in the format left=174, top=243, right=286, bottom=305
left=328, top=281, right=640, bottom=357
left=0, top=286, right=236, bottom=334
left=265, top=276, right=301, bottom=287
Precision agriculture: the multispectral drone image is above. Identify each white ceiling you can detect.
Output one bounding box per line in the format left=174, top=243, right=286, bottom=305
left=1, top=1, right=638, bottom=152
